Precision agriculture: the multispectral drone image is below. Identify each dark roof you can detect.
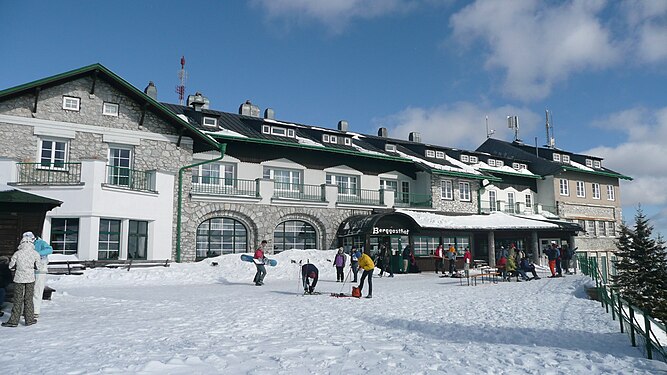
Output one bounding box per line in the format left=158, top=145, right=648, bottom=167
left=0, top=185, right=62, bottom=207
left=476, top=138, right=632, bottom=180
left=0, top=64, right=220, bottom=151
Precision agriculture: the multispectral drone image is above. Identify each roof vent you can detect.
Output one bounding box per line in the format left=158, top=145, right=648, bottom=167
left=408, top=132, right=421, bottom=143
left=378, top=127, right=388, bottom=138
left=264, top=108, right=275, bottom=120
left=144, top=81, right=157, bottom=100
left=338, top=120, right=349, bottom=132
left=239, top=100, right=260, bottom=117
left=187, top=92, right=209, bottom=111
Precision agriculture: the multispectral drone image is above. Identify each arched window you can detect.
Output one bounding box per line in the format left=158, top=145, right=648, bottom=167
left=273, top=220, right=317, bottom=253
left=196, top=217, right=247, bottom=259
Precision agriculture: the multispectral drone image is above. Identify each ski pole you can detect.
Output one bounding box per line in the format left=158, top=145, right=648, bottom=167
left=338, top=267, right=352, bottom=294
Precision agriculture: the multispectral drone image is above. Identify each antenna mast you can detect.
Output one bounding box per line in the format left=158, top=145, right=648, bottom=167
left=507, top=115, right=520, bottom=142
left=485, top=116, right=495, bottom=138
left=545, top=109, right=555, bottom=148
left=175, top=56, right=187, bottom=105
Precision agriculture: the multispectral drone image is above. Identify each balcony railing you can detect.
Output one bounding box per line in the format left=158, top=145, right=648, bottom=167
left=273, top=183, right=325, bottom=202
left=191, top=177, right=258, bottom=197
left=394, top=192, right=432, bottom=208
left=15, top=162, right=82, bottom=185
left=337, top=188, right=384, bottom=206
left=479, top=200, right=559, bottom=216
left=106, top=165, right=156, bottom=192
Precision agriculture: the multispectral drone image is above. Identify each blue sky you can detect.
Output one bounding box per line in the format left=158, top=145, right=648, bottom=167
left=2, top=0, right=666, bottom=236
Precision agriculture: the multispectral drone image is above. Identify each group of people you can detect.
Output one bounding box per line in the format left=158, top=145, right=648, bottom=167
left=1, top=231, right=53, bottom=327
left=545, top=241, right=575, bottom=278
left=434, top=244, right=472, bottom=277
left=495, top=244, right=541, bottom=281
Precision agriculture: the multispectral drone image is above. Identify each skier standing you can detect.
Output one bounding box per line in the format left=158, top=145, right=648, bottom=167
left=334, top=248, right=346, bottom=282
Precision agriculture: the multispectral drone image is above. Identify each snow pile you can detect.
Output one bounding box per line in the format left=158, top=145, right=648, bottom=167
left=1, top=249, right=666, bottom=374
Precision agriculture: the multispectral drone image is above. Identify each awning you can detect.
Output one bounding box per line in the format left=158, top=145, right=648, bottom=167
left=396, top=209, right=582, bottom=231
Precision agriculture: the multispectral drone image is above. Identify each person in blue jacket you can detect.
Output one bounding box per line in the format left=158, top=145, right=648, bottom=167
left=350, top=246, right=361, bottom=283
left=22, top=232, right=53, bottom=319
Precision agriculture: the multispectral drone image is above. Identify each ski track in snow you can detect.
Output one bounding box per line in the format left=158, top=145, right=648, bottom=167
left=1, top=250, right=666, bottom=375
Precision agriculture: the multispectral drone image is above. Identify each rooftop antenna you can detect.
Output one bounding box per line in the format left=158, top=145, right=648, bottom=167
left=175, top=56, right=187, bottom=105
left=507, top=115, right=520, bottom=142
left=485, top=116, right=495, bottom=138
left=545, top=109, right=555, bottom=148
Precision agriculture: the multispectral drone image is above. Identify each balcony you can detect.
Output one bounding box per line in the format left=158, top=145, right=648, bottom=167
left=337, top=188, right=384, bottom=206
left=106, top=165, right=156, bottom=192
left=393, top=192, right=432, bottom=208
left=15, top=162, right=82, bottom=185
left=479, top=200, right=559, bottom=216
left=272, top=183, right=325, bottom=202
left=191, top=177, right=258, bottom=197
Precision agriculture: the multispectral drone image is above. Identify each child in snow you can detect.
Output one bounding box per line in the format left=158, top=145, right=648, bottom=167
left=3, top=236, right=41, bottom=327
left=334, top=248, right=346, bottom=282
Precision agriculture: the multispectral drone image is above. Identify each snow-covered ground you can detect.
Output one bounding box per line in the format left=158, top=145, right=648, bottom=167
left=2, top=250, right=666, bottom=375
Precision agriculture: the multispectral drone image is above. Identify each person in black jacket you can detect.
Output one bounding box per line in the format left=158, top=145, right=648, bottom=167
left=0, top=256, right=13, bottom=317
left=301, top=263, right=319, bottom=294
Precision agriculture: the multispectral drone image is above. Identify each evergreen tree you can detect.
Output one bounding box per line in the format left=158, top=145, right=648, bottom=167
left=612, top=209, right=667, bottom=322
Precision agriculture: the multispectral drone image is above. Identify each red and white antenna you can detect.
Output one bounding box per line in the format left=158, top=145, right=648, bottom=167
left=175, top=56, right=187, bottom=105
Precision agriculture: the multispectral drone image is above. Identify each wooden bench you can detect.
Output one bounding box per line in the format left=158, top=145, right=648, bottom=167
left=47, top=260, right=86, bottom=275
left=85, top=259, right=171, bottom=271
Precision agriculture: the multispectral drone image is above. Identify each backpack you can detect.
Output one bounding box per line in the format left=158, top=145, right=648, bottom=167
left=351, top=286, right=361, bottom=298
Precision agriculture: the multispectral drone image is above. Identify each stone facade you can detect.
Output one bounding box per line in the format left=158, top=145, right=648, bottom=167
left=430, top=176, right=479, bottom=214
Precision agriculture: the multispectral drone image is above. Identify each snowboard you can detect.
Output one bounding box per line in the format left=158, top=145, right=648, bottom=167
left=240, top=254, right=278, bottom=267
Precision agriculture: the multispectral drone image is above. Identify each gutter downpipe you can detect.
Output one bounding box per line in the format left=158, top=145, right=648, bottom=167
left=176, top=144, right=227, bottom=262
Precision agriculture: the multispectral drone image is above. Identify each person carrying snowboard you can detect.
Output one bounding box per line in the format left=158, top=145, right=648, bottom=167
left=302, top=263, right=319, bottom=294
left=253, top=240, right=268, bottom=286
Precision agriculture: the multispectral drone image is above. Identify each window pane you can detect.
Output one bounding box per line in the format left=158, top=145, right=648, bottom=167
left=50, top=218, right=79, bottom=255
left=273, top=220, right=316, bottom=254
left=196, top=218, right=247, bottom=258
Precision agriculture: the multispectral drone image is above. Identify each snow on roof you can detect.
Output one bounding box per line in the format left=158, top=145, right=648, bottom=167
left=296, top=136, right=325, bottom=147
left=397, top=209, right=560, bottom=230
left=204, top=128, right=247, bottom=138
left=396, top=150, right=481, bottom=175
left=263, top=118, right=307, bottom=129
left=350, top=142, right=389, bottom=156
left=475, top=161, right=536, bottom=176
left=569, top=160, right=594, bottom=171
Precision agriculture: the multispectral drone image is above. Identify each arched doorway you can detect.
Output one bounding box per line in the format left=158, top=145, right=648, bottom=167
left=196, top=217, right=247, bottom=259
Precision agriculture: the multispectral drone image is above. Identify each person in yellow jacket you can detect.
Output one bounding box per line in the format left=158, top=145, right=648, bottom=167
left=357, top=249, right=375, bottom=298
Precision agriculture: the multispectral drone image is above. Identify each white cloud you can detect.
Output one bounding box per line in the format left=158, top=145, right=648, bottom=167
left=376, top=102, right=540, bottom=149
left=450, top=0, right=619, bottom=101
left=250, top=0, right=421, bottom=34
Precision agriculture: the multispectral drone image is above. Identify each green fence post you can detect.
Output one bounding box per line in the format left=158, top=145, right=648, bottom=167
left=644, top=314, right=652, bottom=360
left=618, top=294, right=623, bottom=333
left=630, top=306, right=636, bottom=347
left=610, top=288, right=615, bottom=320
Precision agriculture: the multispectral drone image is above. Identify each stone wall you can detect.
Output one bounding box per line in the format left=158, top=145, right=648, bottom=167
left=429, top=177, right=479, bottom=214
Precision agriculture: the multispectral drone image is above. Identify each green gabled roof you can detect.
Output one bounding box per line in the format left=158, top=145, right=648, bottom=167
left=208, top=133, right=413, bottom=163
left=431, top=169, right=502, bottom=182
left=478, top=168, right=543, bottom=180
left=0, top=63, right=220, bottom=150
left=561, top=165, right=633, bottom=181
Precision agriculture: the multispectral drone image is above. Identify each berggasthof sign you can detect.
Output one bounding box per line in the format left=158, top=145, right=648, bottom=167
left=372, top=227, right=409, bottom=235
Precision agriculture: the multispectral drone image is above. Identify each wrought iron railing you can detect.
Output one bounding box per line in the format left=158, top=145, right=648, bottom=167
left=106, top=165, right=156, bottom=192
left=337, top=188, right=384, bottom=206
left=394, top=192, right=432, bottom=208
left=191, top=177, right=258, bottom=197
left=15, top=162, right=82, bottom=185
left=273, top=183, right=325, bottom=202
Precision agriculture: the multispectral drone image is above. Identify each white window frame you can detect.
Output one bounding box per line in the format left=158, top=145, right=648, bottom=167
left=507, top=192, right=515, bottom=212
left=460, top=155, right=470, bottom=162
left=192, top=162, right=235, bottom=186
left=469, top=156, right=478, bottom=163
left=525, top=194, right=532, bottom=212
left=435, top=151, right=445, bottom=159
left=520, top=163, right=527, bottom=170
left=107, top=145, right=133, bottom=186
left=586, top=159, right=593, bottom=167
left=262, top=125, right=270, bottom=134
left=426, top=150, right=435, bottom=158
left=459, top=181, right=471, bottom=202
left=39, top=138, right=69, bottom=169
left=496, top=160, right=504, bottom=167
left=489, top=190, right=497, bottom=211
left=488, top=159, right=496, bottom=167
left=553, top=153, right=561, bottom=162
left=562, top=155, right=570, bottom=163
left=385, top=144, right=396, bottom=152
left=271, top=127, right=287, bottom=136
left=576, top=181, right=586, bottom=197
left=441, top=180, right=453, bottom=200
left=594, top=160, right=601, bottom=168
left=203, top=116, right=218, bottom=127
left=559, top=179, right=569, bottom=196
left=265, top=167, right=302, bottom=192
left=598, top=221, right=606, bottom=237
left=512, top=162, right=520, bottom=170
left=322, top=134, right=330, bottom=143
left=607, top=185, right=615, bottom=201
left=62, top=96, right=80, bottom=111
left=592, top=183, right=600, bottom=199
left=344, top=138, right=351, bottom=146
left=102, top=102, right=119, bottom=117
left=287, top=129, right=295, bottom=138
left=330, top=135, right=337, bottom=144
left=327, top=173, right=358, bottom=195
left=380, top=179, right=398, bottom=192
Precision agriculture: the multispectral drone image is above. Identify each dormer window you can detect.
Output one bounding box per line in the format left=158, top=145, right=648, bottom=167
left=203, top=116, right=217, bottom=127
left=553, top=153, right=561, bottom=162
left=263, top=125, right=295, bottom=138
left=460, top=155, right=470, bottom=162
left=330, top=135, right=337, bottom=144
left=344, top=138, right=352, bottom=146
left=385, top=144, right=396, bottom=152
left=271, top=127, right=286, bottom=136
left=435, top=151, right=445, bottom=159
left=512, top=162, right=520, bottom=170
left=496, top=160, right=504, bottom=167
left=585, top=159, right=593, bottom=167
left=262, top=125, right=270, bottom=134
left=322, top=134, right=330, bottom=143
left=426, top=150, right=435, bottom=158
left=594, top=160, right=601, bottom=168
left=520, top=163, right=527, bottom=170
left=562, top=155, right=570, bottom=163
left=469, top=156, right=478, bottom=163
left=287, top=129, right=295, bottom=138
left=488, top=159, right=496, bottom=167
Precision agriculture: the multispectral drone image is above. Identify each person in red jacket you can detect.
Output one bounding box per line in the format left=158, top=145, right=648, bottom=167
left=433, top=244, right=444, bottom=274
left=463, top=247, right=472, bottom=277
left=253, top=240, right=268, bottom=286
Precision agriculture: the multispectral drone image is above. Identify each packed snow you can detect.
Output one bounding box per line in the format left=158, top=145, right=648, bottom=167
left=1, top=249, right=666, bottom=375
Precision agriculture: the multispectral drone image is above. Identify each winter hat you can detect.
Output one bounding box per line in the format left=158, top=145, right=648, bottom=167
left=22, top=231, right=36, bottom=241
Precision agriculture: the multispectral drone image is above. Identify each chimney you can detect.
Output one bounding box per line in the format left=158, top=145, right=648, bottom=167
left=187, top=92, right=208, bottom=112
left=408, top=132, right=421, bottom=143
left=239, top=100, right=260, bottom=117
left=144, top=81, right=157, bottom=100
left=337, top=120, right=348, bottom=132
left=378, top=127, right=388, bottom=138
left=264, top=108, right=275, bottom=120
